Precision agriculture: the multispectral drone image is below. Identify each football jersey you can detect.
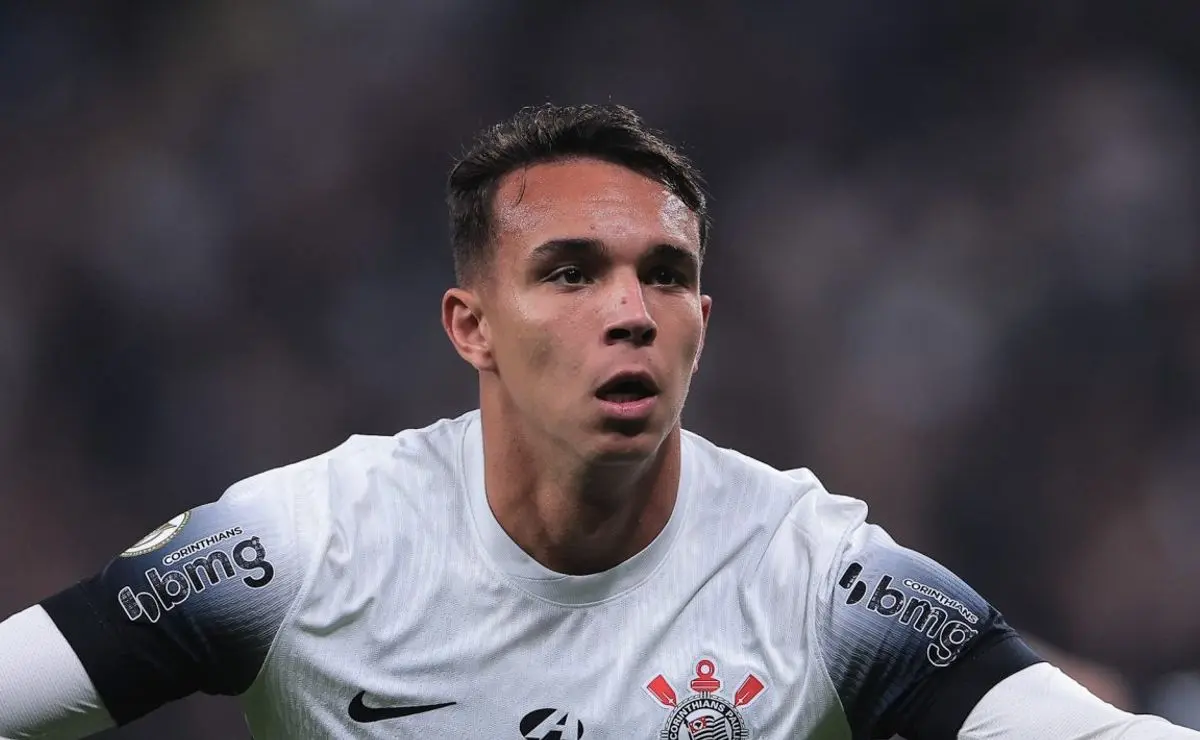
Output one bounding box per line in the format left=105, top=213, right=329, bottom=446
left=38, top=410, right=1039, bottom=739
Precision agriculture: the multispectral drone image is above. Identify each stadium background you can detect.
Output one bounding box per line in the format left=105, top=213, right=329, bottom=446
left=1, top=1, right=1199, bottom=736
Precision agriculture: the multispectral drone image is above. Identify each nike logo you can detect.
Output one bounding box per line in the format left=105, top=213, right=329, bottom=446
left=348, top=691, right=456, bottom=723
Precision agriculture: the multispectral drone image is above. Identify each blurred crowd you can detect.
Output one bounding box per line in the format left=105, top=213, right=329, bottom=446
left=1, top=2, right=1198, bottom=737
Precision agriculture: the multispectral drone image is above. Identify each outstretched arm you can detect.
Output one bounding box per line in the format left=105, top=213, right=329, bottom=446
left=0, top=471, right=306, bottom=739
left=0, top=605, right=112, bottom=739
left=812, top=499, right=1199, bottom=739
left=961, top=662, right=1199, bottom=739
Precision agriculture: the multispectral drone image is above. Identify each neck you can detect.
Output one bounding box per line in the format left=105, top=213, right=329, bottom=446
left=480, top=409, right=681, bottom=576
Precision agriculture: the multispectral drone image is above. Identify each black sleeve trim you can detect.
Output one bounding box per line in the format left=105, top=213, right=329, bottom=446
left=41, top=577, right=201, bottom=726
left=900, top=632, right=1043, bottom=740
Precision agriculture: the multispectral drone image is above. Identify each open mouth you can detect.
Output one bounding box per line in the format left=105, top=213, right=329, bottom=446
left=596, top=373, right=660, bottom=403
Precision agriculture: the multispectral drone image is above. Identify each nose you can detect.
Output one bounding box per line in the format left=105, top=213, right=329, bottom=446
left=604, top=274, right=657, bottom=347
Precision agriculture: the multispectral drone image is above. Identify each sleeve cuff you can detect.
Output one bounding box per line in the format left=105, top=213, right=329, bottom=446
left=902, top=632, right=1044, bottom=740
left=41, top=577, right=187, bottom=726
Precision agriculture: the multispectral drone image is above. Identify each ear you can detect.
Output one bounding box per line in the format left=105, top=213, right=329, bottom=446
left=442, top=287, right=496, bottom=373
left=693, top=294, right=713, bottom=374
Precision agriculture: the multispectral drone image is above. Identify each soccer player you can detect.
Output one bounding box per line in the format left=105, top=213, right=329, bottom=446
left=0, top=104, right=1194, bottom=740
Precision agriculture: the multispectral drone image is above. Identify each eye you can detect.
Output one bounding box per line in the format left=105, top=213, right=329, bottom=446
left=648, top=266, right=684, bottom=286
left=549, top=266, right=588, bottom=285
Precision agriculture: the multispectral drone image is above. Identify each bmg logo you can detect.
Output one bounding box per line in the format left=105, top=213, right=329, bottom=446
left=117, top=536, right=274, bottom=624
left=838, top=562, right=979, bottom=667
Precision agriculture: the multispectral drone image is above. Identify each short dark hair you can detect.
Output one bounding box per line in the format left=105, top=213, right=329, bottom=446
left=447, top=103, right=709, bottom=285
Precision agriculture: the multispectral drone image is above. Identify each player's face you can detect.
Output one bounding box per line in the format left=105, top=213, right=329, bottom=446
left=481, top=158, right=710, bottom=462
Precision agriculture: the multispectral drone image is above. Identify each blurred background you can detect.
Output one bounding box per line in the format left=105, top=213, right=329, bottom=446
left=1, top=1, right=1199, bottom=736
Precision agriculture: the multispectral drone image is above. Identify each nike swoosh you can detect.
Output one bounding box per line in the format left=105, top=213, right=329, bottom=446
left=348, top=691, right=456, bottom=723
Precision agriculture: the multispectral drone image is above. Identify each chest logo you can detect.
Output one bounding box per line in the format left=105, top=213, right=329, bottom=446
left=645, top=659, right=766, bottom=740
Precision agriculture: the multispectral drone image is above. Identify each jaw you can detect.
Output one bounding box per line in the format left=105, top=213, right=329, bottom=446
left=568, top=422, right=683, bottom=508
left=585, top=431, right=664, bottom=467
left=478, top=372, right=682, bottom=473
left=582, top=400, right=681, bottom=465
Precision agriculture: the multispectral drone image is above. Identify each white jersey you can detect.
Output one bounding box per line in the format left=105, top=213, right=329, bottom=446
left=9, top=410, right=1195, bottom=739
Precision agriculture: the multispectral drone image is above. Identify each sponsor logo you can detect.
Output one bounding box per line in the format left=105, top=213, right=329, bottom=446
left=838, top=562, right=980, bottom=667
left=519, top=708, right=585, bottom=740
left=117, top=536, right=274, bottom=624
left=347, top=692, right=456, bottom=723
left=162, top=527, right=244, bottom=565
left=902, top=578, right=979, bottom=625
left=119, top=512, right=190, bottom=557
left=646, top=659, right=766, bottom=740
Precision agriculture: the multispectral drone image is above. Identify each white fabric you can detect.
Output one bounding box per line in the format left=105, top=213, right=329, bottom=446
left=4, top=410, right=1196, bottom=739
left=0, top=606, right=113, bottom=739
left=238, top=412, right=861, bottom=737
left=962, top=662, right=1200, bottom=739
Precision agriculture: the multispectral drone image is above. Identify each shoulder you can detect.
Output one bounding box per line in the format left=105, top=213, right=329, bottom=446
left=681, top=429, right=870, bottom=603
left=682, top=428, right=867, bottom=551
left=262, top=410, right=475, bottom=581
left=173, top=410, right=473, bottom=602
left=239, top=410, right=474, bottom=523
left=689, top=444, right=1040, bottom=737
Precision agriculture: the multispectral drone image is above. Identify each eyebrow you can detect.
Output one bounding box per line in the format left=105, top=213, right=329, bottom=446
left=528, top=238, right=700, bottom=272
left=527, top=238, right=608, bottom=263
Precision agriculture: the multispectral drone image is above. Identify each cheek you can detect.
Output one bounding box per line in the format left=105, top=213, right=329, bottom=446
left=506, top=297, right=585, bottom=380
left=669, top=303, right=706, bottom=363
left=680, top=336, right=703, bottom=382
left=522, top=328, right=557, bottom=375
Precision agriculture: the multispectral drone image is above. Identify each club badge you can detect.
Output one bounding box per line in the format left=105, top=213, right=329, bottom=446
left=646, top=659, right=766, bottom=740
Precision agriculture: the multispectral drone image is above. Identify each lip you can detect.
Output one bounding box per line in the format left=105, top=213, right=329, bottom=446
left=595, top=370, right=661, bottom=397
left=594, top=369, right=660, bottom=421
left=595, top=395, right=659, bottom=420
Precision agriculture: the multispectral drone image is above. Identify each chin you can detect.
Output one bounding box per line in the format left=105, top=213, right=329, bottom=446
left=587, top=419, right=670, bottom=464
left=591, top=440, right=658, bottom=465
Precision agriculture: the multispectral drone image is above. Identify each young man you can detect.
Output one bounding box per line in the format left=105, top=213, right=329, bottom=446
left=1, top=104, right=1194, bottom=739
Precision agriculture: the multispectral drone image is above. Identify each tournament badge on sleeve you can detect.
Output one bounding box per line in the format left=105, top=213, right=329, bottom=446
left=645, top=659, right=767, bottom=740
left=119, top=512, right=191, bottom=558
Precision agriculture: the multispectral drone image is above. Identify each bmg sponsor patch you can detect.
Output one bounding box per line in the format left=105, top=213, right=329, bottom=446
left=838, top=562, right=980, bottom=668
left=161, top=527, right=244, bottom=565
left=118, top=535, right=275, bottom=623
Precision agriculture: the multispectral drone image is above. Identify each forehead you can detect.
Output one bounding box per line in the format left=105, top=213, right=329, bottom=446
left=491, top=158, right=700, bottom=259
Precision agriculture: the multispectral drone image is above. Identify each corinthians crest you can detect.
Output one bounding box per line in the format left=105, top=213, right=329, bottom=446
left=645, top=659, right=767, bottom=740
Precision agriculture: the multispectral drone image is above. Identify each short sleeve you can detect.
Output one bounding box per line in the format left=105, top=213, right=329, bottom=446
left=38, top=471, right=310, bottom=727
left=815, top=519, right=1042, bottom=740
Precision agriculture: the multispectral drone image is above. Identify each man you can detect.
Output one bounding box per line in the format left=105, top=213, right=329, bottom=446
left=0, top=103, right=1194, bottom=739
